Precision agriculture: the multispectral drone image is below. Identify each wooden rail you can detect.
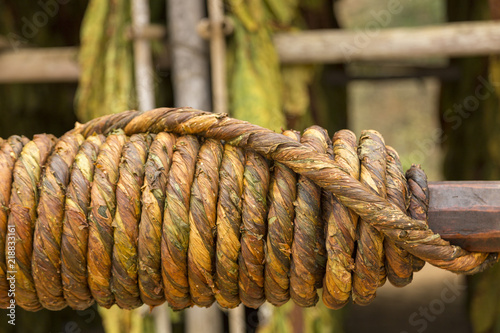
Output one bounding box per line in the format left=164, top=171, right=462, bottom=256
left=2, top=21, right=500, bottom=82
left=0, top=47, right=79, bottom=83
left=274, top=21, right=500, bottom=63
left=428, top=181, right=500, bottom=253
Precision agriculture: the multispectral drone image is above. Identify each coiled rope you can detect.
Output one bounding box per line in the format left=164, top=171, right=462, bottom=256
left=0, top=108, right=497, bottom=312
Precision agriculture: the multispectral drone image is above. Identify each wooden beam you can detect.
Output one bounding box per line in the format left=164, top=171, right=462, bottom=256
left=274, top=21, right=500, bottom=63
left=0, top=47, right=80, bottom=83
left=3, top=21, right=500, bottom=83
left=428, top=181, right=500, bottom=253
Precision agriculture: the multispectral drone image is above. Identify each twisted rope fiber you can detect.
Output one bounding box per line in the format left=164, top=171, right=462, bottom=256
left=0, top=107, right=497, bottom=311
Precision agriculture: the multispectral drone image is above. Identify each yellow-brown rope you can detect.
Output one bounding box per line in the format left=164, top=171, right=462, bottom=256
left=0, top=107, right=497, bottom=312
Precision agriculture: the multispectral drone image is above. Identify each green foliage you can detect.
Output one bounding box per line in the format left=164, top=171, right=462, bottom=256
left=226, top=0, right=336, bottom=133
left=303, top=298, right=345, bottom=333
left=281, top=65, right=315, bottom=119
left=226, top=0, right=285, bottom=131
left=469, top=263, right=500, bottom=333
left=76, top=0, right=135, bottom=122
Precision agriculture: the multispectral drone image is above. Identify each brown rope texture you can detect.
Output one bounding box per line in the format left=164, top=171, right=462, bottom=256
left=0, top=108, right=497, bottom=311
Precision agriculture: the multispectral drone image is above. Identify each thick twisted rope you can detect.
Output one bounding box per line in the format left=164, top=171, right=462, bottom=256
left=0, top=107, right=497, bottom=312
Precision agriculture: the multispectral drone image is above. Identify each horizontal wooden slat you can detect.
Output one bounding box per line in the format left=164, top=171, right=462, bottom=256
left=0, top=47, right=80, bottom=83
left=428, top=181, right=500, bottom=252
left=2, top=21, right=500, bottom=82
left=274, top=21, right=500, bottom=63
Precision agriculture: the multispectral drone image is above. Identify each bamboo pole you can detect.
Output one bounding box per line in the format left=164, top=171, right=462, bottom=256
left=167, top=0, right=210, bottom=108
left=229, top=305, right=245, bottom=333
left=167, top=0, right=222, bottom=332
left=274, top=21, right=500, bottom=63
left=207, top=0, right=228, bottom=114
left=132, top=0, right=155, bottom=111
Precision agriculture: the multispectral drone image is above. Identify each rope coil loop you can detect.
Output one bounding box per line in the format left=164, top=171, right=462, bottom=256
left=0, top=107, right=496, bottom=311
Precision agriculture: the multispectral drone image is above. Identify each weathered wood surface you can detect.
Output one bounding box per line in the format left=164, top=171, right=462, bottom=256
left=0, top=47, right=79, bottom=83
left=3, top=21, right=500, bottom=82
left=274, top=21, right=500, bottom=63
left=428, top=181, right=500, bottom=252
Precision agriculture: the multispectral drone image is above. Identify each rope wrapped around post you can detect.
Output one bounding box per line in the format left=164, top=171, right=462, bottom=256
left=0, top=107, right=497, bottom=311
